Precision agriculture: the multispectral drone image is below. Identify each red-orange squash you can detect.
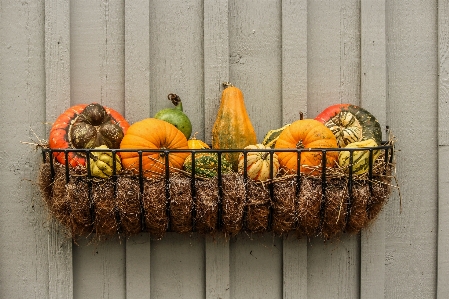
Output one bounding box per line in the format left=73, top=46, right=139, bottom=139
left=49, top=103, right=130, bottom=167
left=119, top=118, right=189, bottom=179
left=274, top=119, right=338, bottom=175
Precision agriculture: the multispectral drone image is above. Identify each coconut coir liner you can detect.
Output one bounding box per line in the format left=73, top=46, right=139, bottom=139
left=38, top=159, right=394, bottom=241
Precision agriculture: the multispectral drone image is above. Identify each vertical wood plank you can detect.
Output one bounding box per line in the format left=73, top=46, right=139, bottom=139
left=148, top=0, right=204, bottom=136
left=150, top=234, right=205, bottom=298
left=281, top=0, right=308, bottom=298
left=204, top=1, right=231, bottom=299
left=226, top=1, right=283, bottom=298
left=146, top=2, right=206, bottom=298
left=125, top=0, right=151, bottom=123
left=359, top=0, right=387, bottom=298
left=0, top=1, right=49, bottom=298
left=307, top=1, right=361, bottom=298
left=228, top=0, right=283, bottom=141
left=124, top=1, right=151, bottom=298
left=204, top=0, right=229, bottom=143
left=230, top=235, right=283, bottom=299
left=385, top=1, right=438, bottom=297
left=70, top=1, right=126, bottom=298
left=44, top=1, right=73, bottom=298
left=438, top=0, right=449, bottom=297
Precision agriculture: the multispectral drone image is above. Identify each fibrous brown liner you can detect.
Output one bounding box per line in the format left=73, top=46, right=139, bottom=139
left=38, top=157, right=395, bottom=241
left=221, top=173, right=245, bottom=236
left=245, top=180, right=271, bottom=233
left=169, top=174, right=193, bottom=233
left=272, top=178, right=297, bottom=236
left=142, top=179, right=167, bottom=240
left=321, top=179, right=348, bottom=239
left=116, top=176, right=141, bottom=236
left=297, top=178, right=321, bottom=237
left=194, top=178, right=219, bottom=234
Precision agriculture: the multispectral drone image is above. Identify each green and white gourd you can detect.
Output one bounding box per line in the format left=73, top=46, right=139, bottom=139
left=338, top=139, right=381, bottom=175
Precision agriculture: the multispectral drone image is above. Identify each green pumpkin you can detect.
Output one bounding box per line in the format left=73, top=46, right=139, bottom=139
left=183, top=153, right=233, bottom=178
left=154, top=93, right=192, bottom=139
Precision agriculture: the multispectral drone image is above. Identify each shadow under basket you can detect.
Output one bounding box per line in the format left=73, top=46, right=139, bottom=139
left=38, top=144, right=395, bottom=241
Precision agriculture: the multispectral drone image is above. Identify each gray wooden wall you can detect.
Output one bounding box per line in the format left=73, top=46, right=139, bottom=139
left=0, top=0, right=447, bottom=298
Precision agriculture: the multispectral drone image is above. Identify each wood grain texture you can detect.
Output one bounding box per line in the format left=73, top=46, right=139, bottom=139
left=70, top=1, right=126, bottom=298
left=230, top=235, right=283, bottom=299
left=124, top=1, right=151, bottom=298
left=203, top=2, right=231, bottom=299
left=204, top=0, right=229, bottom=143
left=385, top=1, right=438, bottom=297
left=228, top=0, right=282, bottom=141
left=359, top=0, right=387, bottom=298
left=148, top=0, right=204, bottom=137
left=206, top=235, right=230, bottom=299
left=150, top=234, right=205, bottom=299
left=0, top=1, right=49, bottom=298
left=438, top=0, right=449, bottom=297
left=44, top=1, right=73, bottom=298
left=281, top=1, right=308, bottom=298
left=126, top=234, right=151, bottom=299
left=124, top=0, right=150, bottom=123
left=307, top=1, right=361, bottom=298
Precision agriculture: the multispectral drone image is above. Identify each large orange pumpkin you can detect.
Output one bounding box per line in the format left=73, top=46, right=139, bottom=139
left=119, top=118, right=189, bottom=178
left=274, top=119, right=338, bottom=175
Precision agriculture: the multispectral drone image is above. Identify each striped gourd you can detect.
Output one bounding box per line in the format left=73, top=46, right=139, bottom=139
left=262, top=124, right=291, bottom=148
left=238, top=144, right=280, bottom=181
left=315, top=104, right=382, bottom=148
left=183, top=153, right=233, bottom=178
left=338, top=139, right=381, bottom=175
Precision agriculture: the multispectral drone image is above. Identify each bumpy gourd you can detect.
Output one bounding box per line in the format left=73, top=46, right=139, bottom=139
left=338, top=139, right=381, bottom=175
left=183, top=153, right=233, bottom=178
left=154, top=93, right=192, bottom=139
left=187, top=132, right=210, bottom=149
left=212, top=84, right=257, bottom=171
left=238, top=144, right=280, bottom=181
left=89, top=145, right=122, bottom=178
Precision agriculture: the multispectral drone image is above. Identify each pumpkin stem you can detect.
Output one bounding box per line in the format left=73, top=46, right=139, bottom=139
left=167, top=93, right=183, bottom=111
left=222, top=82, right=234, bottom=89
left=296, top=140, right=305, bottom=149
left=191, top=132, right=199, bottom=140
left=299, top=111, right=304, bottom=120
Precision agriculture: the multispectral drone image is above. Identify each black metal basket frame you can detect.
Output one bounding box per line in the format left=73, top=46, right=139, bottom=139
left=41, top=142, right=394, bottom=233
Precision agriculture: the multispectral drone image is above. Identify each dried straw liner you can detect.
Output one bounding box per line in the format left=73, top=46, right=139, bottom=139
left=38, top=149, right=396, bottom=242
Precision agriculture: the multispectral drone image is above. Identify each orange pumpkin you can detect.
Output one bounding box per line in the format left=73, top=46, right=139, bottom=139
left=274, top=119, right=338, bottom=174
left=119, top=118, right=189, bottom=178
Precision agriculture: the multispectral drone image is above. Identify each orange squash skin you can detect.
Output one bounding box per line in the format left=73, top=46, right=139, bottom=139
left=274, top=119, right=338, bottom=174
left=212, top=86, right=257, bottom=170
left=119, top=118, right=189, bottom=178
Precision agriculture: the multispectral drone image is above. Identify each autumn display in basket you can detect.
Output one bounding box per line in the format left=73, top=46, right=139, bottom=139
left=38, top=84, right=395, bottom=241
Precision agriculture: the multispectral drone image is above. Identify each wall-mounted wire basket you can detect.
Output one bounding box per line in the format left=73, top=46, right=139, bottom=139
left=38, top=142, right=395, bottom=241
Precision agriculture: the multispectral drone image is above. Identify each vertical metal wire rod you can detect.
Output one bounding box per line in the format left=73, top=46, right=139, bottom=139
left=345, top=149, right=354, bottom=229
left=217, top=152, right=223, bottom=230
left=190, top=151, right=197, bottom=231
left=164, top=150, right=171, bottom=231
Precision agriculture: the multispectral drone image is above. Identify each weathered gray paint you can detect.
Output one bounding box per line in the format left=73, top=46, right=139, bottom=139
left=0, top=0, right=446, bottom=298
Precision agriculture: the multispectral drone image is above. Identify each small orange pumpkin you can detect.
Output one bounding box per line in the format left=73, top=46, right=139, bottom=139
left=274, top=119, right=338, bottom=175
left=119, top=118, right=189, bottom=178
